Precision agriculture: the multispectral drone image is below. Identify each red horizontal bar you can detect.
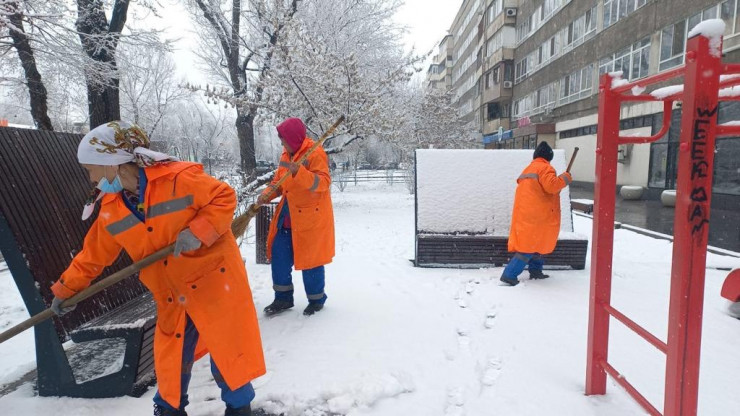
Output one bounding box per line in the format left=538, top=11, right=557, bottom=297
left=602, top=303, right=668, bottom=353
left=618, top=101, right=673, bottom=145
left=722, top=63, right=740, bottom=74
left=619, top=95, right=663, bottom=102
left=612, top=66, right=686, bottom=95
left=601, top=360, right=663, bottom=416
left=716, top=125, right=740, bottom=137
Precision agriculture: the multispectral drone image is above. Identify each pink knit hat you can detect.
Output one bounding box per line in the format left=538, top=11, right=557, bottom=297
left=276, top=118, right=306, bottom=153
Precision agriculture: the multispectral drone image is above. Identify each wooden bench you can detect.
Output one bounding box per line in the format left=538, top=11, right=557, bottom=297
left=415, top=235, right=587, bottom=269
left=571, top=198, right=594, bottom=214
left=0, top=127, right=156, bottom=398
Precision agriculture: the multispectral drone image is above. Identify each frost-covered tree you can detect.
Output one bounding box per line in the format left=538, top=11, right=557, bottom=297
left=1, top=0, right=168, bottom=129
left=118, top=44, right=187, bottom=139
left=186, top=0, right=300, bottom=176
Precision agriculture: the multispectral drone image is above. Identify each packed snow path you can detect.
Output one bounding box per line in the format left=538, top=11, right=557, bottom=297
left=1, top=181, right=739, bottom=415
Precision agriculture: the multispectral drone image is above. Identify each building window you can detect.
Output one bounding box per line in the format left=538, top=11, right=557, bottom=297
left=493, top=66, right=500, bottom=85
left=487, top=102, right=501, bottom=120
left=659, top=2, right=740, bottom=71
left=487, top=0, right=503, bottom=24
left=599, top=37, right=651, bottom=81
left=604, top=0, right=648, bottom=28
left=559, top=64, right=594, bottom=106
left=534, top=82, right=557, bottom=112
left=563, top=5, right=597, bottom=52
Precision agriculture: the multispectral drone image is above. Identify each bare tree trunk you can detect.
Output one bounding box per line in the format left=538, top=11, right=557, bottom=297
left=76, top=0, right=129, bottom=127
left=7, top=8, right=53, bottom=130
left=236, top=109, right=256, bottom=174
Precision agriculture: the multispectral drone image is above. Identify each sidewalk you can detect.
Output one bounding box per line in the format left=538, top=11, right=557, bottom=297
left=570, top=184, right=740, bottom=253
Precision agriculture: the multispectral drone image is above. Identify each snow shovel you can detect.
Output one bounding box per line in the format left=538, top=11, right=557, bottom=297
left=566, top=147, right=579, bottom=173
left=231, top=115, right=345, bottom=238
left=0, top=115, right=345, bottom=345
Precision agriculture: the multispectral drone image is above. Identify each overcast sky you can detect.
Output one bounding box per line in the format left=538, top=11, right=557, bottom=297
left=162, top=0, right=462, bottom=85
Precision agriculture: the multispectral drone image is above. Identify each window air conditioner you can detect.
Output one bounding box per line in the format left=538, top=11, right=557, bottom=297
left=503, top=81, right=513, bottom=88
left=505, top=8, right=517, bottom=17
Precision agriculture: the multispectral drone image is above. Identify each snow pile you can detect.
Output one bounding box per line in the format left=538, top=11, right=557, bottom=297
left=719, top=85, right=740, bottom=98
left=631, top=85, right=646, bottom=96
left=416, top=149, right=573, bottom=236
left=688, top=19, right=726, bottom=57
left=651, top=85, right=684, bottom=99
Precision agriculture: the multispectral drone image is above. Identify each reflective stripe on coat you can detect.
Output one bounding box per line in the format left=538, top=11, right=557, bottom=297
left=262, top=139, right=335, bottom=270
left=52, top=162, right=265, bottom=409
left=508, top=158, right=572, bottom=254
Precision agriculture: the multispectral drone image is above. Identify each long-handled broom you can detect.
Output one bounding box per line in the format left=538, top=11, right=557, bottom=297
left=0, top=115, right=345, bottom=345
left=567, top=147, right=579, bottom=173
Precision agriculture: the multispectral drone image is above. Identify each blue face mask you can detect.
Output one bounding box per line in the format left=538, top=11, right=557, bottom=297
left=97, top=175, right=123, bottom=194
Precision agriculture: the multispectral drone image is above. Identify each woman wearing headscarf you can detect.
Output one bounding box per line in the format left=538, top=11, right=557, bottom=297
left=50, top=121, right=265, bottom=416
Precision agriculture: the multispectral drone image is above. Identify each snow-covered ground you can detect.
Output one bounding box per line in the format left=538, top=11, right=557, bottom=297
left=1, top=181, right=739, bottom=415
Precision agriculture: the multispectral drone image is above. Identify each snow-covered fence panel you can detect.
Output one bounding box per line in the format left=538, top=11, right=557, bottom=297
left=414, top=149, right=586, bottom=268
left=0, top=127, right=156, bottom=398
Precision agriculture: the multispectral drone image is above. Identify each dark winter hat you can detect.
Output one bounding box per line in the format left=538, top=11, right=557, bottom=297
left=533, top=141, right=554, bottom=161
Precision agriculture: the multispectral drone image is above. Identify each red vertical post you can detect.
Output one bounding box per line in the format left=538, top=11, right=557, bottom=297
left=663, top=34, right=721, bottom=416
left=586, top=73, right=621, bottom=395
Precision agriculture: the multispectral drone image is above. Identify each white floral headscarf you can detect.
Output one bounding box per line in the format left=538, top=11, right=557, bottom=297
left=78, top=121, right=178, bottom=220
left=77, top=121, right=176, bottom=167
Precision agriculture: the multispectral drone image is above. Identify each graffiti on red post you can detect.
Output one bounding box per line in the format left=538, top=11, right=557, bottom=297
left=689, top=105, right=717, bottom=235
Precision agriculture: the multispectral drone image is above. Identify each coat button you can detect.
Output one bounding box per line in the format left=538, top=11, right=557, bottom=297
left=220, top=267, right=226, bottom=273
left=175, top=333, right=181, bottom=338
left=163, top=260, right=168, bottom=266
left=191, top=284, right=197, bottom=289
left=147, top=226, right=153, bottom=232
left=167, top=297, right=173, bottom=303
left=179, top=296, right=185, bottom=302
left=315, top=208, right=319, bottom=211
left=299, top=209, right=302, bottom=213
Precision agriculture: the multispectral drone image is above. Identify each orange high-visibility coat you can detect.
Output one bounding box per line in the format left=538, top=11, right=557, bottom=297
left=262, top=139, right=335, bottom=270
left=52, top=162, right=265, bottom=409
left=508, top=157, right=572, bottom=255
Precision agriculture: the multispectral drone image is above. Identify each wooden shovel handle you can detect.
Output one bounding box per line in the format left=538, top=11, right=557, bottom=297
left=567, top=147, right=580, bottom=173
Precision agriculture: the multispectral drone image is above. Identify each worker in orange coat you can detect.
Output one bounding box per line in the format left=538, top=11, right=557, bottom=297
left=49, top=121, right=265, bottom=416
left=257, top=117, right=335, bottom=316
left=500, top=142, right=572, bottom=286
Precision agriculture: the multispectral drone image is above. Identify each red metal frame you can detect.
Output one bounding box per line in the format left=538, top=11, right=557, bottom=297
left=586, top=32, right=740, bottom=416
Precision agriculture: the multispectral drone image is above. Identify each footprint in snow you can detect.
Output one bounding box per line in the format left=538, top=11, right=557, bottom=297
left=445, top=386, right=466, bottom=416
left=481, top=357, right=503, bottom=387
left=457, top=328, right=471, bottom=351
left=484, top=307, right=497, bottom=329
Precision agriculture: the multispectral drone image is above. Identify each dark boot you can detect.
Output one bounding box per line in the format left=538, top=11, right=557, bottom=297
left=154, top=404, right=188, bottom=416
left=225, top=405, right=251, bottom=416
left=500, top=276, right=520, bottom=286
left=529, top=270, right=550, bottom=280
left=303, top=303, right=324, bottom=316
left=264, top=299, right=294, bottom=316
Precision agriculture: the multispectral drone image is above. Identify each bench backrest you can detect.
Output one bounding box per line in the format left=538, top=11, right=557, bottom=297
left=0, top=127, right=146, bottom=340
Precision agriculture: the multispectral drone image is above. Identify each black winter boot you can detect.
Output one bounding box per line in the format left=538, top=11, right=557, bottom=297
left=529, top=270, right=550, bottom=280
left=264, top=299, right=294, bottom=316
left=225, top=405, right=251, bottom=415
left=153, top=404, right=188, bottom=416
left=500, top=276, right=520, bottom=286
left=303, top=303, right=324, bottom=316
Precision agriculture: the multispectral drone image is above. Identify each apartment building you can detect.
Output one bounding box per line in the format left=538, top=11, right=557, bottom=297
left=429, top=0, right=740, bottom=208
left=426, top=35, right=454, bottom=90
